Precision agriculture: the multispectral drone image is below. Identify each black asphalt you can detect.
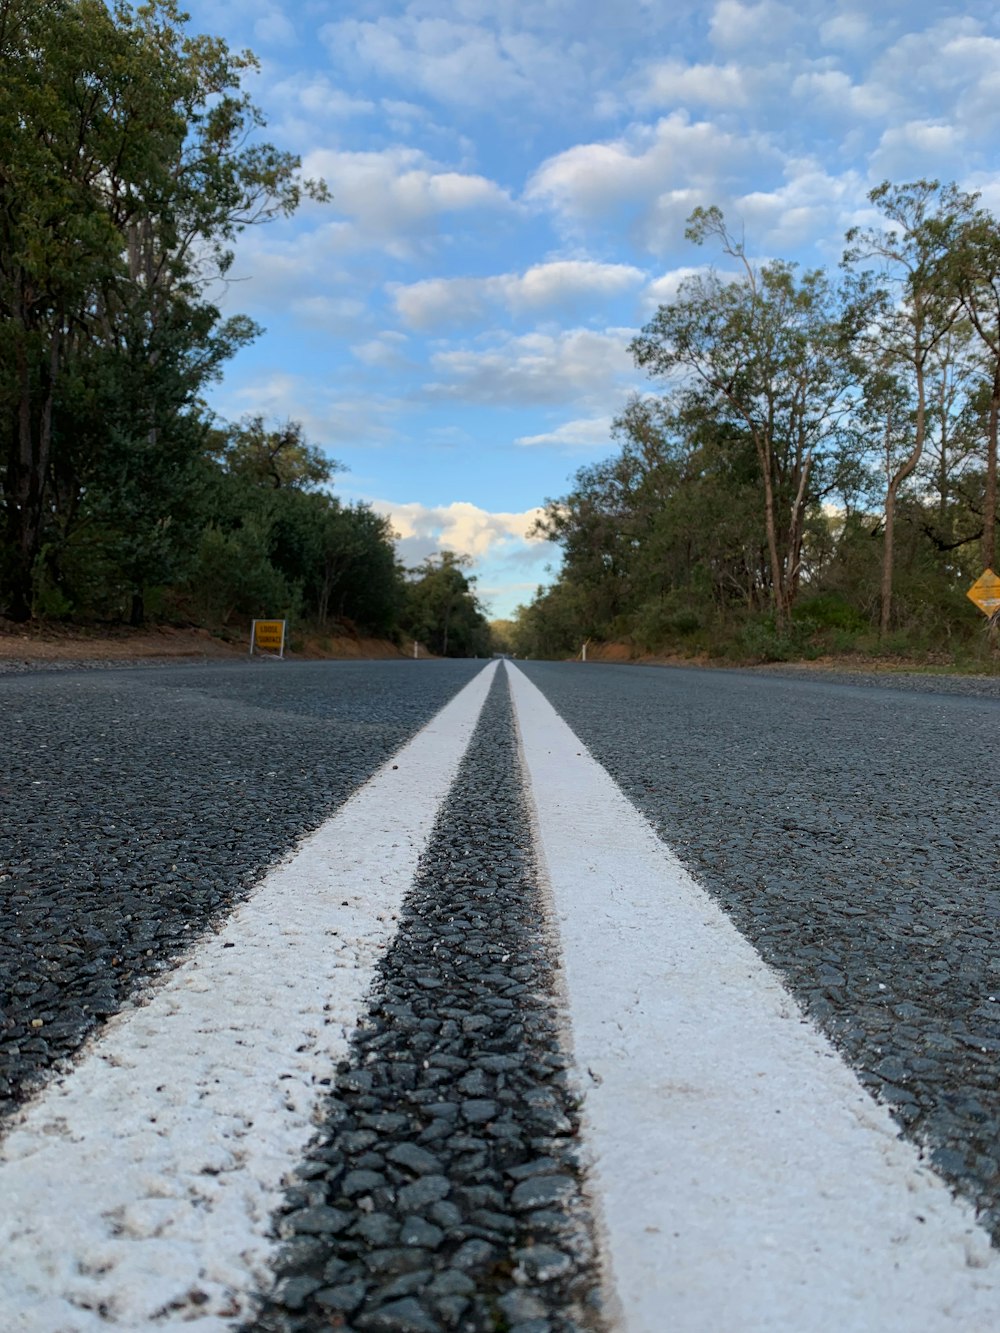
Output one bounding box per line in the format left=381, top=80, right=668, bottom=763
left=517, top=660, right=1000, bottom=1240
left=0, top=659, right=483, bottom=1111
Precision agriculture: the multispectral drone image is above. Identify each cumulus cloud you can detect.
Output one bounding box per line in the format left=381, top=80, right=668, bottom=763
left=515, top=415, right=615, bottom=449
left=323, top=14, right=582, bottom=110
left=869, top=120, right=967, bottom=180
left=299, top=145, right=513, bottom=256
left=818, top=12, right=872, bottom=49
left=791, top=69, right=895, bottom=119
left=428, top=328, right=636, bottom=408
left=708, top=0, right=802, bottom=52
left=633, top=59, right=751, bottom=110
left=392, top=260, right=645, bottom=330
left=352, top=332, right=412, bottom=368
left=270, top=74, right=376, bottom=119
left=254, top=5, right=297, bottom=47
left=526, top=113, right=780, bottom=254
left=733, top=162, right=867, bottom=254
left=642, top=266, right=720, bottom=311
left=375, top=499, right=547, bottom=558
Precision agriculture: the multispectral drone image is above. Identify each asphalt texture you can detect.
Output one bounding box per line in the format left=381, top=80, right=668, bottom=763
left=0, top=659, right=483, bottom=1113
left=250, top=669, right=603, bottom=1333
left=517, top=660, right=1000, bottom=1241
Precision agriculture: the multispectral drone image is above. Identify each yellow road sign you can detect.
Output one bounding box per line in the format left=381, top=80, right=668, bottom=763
left=967, top=569, right=1000, bottom=617
left=251, top=619, right=286, bottom=655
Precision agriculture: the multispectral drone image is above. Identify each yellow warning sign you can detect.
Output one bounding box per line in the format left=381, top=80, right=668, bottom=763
left=967, top=569, right=1000, bottom=617
left=251, top=619, right=286, bottom=655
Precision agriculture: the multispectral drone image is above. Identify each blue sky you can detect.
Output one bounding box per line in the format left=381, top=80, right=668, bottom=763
left=181, top=0, right=1000, bottom=617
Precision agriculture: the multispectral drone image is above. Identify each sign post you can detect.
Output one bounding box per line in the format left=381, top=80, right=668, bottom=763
left=250, top=619, right=286, bottom=659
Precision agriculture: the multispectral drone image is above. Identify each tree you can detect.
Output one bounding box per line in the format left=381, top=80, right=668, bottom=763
left=630, top=207, right=854, bottom=630
left=404, top=552, right=491, bottom=657
left=223, top=416, right=338, bottom=492
left=842, top=181, right=970, bottom=637
left=0, top=0, right=324, bottom=620
left=949, top=205, right=1000, bottom=573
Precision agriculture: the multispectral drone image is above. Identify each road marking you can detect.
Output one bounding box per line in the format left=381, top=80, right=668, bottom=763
left=507, top=661, right=1000, bottom=1333
left=0, top=661, right=497, bottom=1331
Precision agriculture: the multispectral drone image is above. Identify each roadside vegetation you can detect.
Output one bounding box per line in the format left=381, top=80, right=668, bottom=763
left=0, top=0, right=488, bottom=657
left=511, top=184, right=1000, bottom=670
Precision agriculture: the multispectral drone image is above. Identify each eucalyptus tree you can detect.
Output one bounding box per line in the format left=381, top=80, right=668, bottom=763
left=842, top=180, right=972, bottom=637
left=630, top=207, right=855, bottom=630
left=948, top=204, right=1000, bottom=572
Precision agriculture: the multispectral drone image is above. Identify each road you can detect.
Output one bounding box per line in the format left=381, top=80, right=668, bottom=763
left=1, top=658, right=999, bottom=1331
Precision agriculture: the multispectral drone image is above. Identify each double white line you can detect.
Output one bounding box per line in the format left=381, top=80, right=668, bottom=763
left=2, top=661, right=1000, bottom=1331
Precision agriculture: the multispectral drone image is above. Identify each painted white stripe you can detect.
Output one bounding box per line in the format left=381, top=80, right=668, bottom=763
left=0, top=661, right=497, bottom=1332
left=507, top=662, right=1000, bottom=1333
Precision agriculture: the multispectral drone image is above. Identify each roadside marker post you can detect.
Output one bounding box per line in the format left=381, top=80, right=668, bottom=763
left=250, top=619, right=286, bottom=659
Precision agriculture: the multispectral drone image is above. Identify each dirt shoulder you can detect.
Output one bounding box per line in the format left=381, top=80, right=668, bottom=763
left=579, top=639, right=1000, bottom=679
left=0, top=621, right=408, bottom=667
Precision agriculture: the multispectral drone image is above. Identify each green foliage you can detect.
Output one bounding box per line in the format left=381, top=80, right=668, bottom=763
left=404, top=552, right=491, bottom=657
left=0, top=0, right=325, bottom=621
left=512, top=189, right=1000, bottom=668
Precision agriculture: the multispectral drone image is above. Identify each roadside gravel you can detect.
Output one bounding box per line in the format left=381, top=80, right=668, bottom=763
left=0, top=660, right=482, bottom=1113
left=518, top=661, right=1000, bottom=1241
left=250, top=671, right=604, bottom=1333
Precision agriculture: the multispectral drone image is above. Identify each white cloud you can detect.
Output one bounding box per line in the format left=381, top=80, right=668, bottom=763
left=634, top=59, right=750, bottom=110
left=862, top=19, right=1000, bottom=141
left=289, top=295, right=368, bottom=329
left=515, top=415, right=615, bottom=449
left=301, top=146, right=507, bottom=215
left=869, top=120, right=967, bottom=179
left=791, top=69, right=895, bottom=119
left=526, top=113, right=780, bottom=254
left=392, top=260, right=645, bottom=330
left=297, top=146, right=513, bottom=256
left=708, top=0, right=801, bottom=52
left=371, top=497, right=562, bottom=617
left=818, top=12, right=872, bottom=49
left=428, top=328, right=636, bottom=408
left=254, top=6, right=297, bottom=47
left=352, top=333, right=411, bottom=368
left=270, top=74, right=376, bottom=119
left=733, top=162, right=867, bottom=253
left=375, top=499, right=547, bottom=559
left=323, top=13, right=584, bottom=110
left=642, top=266, right=719, bottom=311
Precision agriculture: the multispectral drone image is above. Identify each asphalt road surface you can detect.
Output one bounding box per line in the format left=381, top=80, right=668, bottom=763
left=1, top=657, right=999, bottom=1332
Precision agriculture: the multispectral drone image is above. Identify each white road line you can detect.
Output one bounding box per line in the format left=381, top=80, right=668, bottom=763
left=0, top=661, right=497, bottom=1332
left=507, top=661, right=1000, bottom=1333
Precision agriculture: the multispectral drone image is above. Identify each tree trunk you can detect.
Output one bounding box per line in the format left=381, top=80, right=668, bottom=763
left=758, top=439, right=786, bottom=629
left=784, top=450, right=813, bottom=610
left=880, top=479, right=899, bottom=639
left=3, top=332, right=58, bottom=621
left=984, top=364, right=999, bottom=572
left=880, top=368, right=927, bottom=640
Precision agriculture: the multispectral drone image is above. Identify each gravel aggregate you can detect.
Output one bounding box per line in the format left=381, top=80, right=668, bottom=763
left=248, top=671, right=604, bottom=1333
left=517, top=660, right=1000, bottom=1241
left=0, top=660, right=483, bottom=1112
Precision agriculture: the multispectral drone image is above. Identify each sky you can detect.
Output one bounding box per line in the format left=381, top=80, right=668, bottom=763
left=180, top=0, right=1000, bottom=618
